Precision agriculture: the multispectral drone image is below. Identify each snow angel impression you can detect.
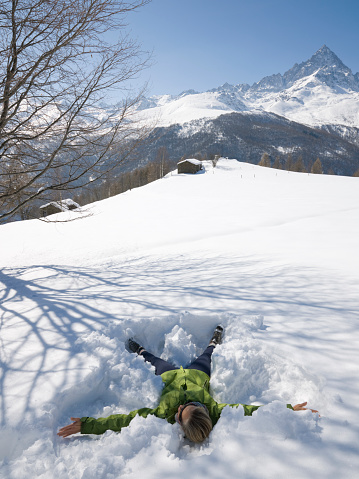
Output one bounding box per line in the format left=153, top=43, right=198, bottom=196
left=58, top=326, right=319, bottom=443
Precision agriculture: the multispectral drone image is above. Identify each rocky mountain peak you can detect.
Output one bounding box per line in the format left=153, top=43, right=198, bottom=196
left=311, top=45, right=345, bottom=67
left=283, top=45, right=357, bottom=90
left=137, top=45, right=359, bottom=123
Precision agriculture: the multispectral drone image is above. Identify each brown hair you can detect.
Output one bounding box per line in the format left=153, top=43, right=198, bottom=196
left=181, top=407, right=213, bottom=443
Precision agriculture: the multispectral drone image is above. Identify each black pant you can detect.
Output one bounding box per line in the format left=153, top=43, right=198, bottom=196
left=141, top=345, right=215, bottom=377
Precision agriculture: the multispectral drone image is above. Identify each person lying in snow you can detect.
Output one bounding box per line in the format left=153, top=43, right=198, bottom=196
left=58, top=326, right=319, bottom=443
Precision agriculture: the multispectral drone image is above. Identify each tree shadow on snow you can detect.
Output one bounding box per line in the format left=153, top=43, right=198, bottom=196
left=0, top=254, right=358, bottom=464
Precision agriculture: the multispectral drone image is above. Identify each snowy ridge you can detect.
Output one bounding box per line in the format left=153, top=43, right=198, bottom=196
left=1, top=160, right=359, bottom=478
left=138, top=45, right=359, bottom=129
left=137, top=90, right=237, bottom=127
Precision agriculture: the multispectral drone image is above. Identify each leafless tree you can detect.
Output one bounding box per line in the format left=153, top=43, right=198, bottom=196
left=155, top=145, right=170, bottom=178
left=0, top=0, right=152, bottom=223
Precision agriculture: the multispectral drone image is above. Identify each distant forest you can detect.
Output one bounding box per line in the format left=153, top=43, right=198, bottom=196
left=25, top=148, right=359, bottom=220
left=73, top=147, right=175, bottom=207
left=73, top=150, right=359, bottom=211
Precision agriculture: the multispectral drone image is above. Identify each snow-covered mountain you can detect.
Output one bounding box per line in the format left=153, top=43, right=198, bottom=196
left=138, top=46, right=359, bottom=129
left=137, top=111, right=359, bottom=176
left=253, top=45, right=358, bottom=92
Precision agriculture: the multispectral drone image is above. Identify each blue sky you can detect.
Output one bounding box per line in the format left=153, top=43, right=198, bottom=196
left=125, top=0, right=359, bottom=96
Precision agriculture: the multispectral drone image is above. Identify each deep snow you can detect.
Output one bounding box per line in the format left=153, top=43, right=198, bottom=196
left=1, top=160, right=359, bottom=478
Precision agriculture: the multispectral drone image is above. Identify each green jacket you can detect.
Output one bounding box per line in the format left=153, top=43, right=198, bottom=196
left=81, top=367, right=292, bottom=435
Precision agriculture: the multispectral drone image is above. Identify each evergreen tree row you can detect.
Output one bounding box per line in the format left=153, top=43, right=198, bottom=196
left=258, top=153, right=330, bottom=174
left=73, top=147, right=175, bottom=207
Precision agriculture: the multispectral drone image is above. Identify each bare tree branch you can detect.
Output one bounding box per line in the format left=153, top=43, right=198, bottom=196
left=0, top=0, right=152, bottom=222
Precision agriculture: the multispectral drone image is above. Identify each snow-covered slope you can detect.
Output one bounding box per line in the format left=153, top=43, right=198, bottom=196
left=256, top=73, right=359, bottom=127
left=137, top=89, right=239, bottom=127
left=1, top=160, right=359, bottom=478
left=138, top=46, right=359, bottom=128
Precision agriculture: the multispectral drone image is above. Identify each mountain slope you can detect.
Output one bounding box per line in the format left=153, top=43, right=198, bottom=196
left=1, top=160, right=359, bottom=478
left=138, top=45, right=359, bottom=129
left=253, top=45, right=358, bottom=92
left=137, top=111, right=359, bottom=176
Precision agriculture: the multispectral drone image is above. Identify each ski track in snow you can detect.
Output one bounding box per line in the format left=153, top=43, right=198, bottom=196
left=1, top=160, right=359, bottom=478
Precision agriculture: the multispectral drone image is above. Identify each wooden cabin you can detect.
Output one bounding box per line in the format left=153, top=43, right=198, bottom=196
left=40, top=199, right=80, bottom=217
left=177, top=158, right=203, bottom=174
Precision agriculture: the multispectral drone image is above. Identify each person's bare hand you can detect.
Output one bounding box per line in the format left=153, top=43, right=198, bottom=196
left=57, top=417, right=81, bottom=438
left=293, top=402, right=320, bottom=416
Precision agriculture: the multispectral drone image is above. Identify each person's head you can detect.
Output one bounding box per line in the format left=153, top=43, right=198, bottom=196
left=176, top=402, right=213, bottom=443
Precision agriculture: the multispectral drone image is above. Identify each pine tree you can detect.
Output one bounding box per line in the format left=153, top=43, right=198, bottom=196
left=285, top=154, right=293, bottom=171
left=293, top=156, right=306, bottom=173
left=259, top=153, right=271, bottom=167
left=272, top=157, right=282, bottom=169
left=311, top=158, right=323, bottom=174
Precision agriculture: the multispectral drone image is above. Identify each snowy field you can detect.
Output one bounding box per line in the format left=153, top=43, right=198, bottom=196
left=1, top=159, right=359, bottom=478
